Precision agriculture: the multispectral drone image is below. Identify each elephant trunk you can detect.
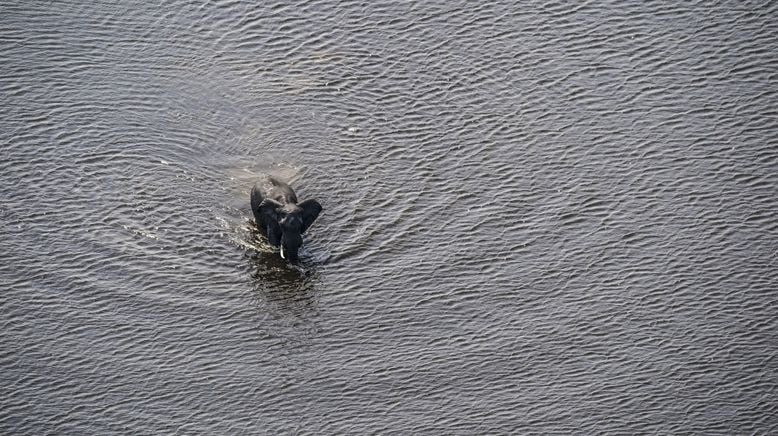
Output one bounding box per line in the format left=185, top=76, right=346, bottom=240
left=280, top=234, right=302, bottom=261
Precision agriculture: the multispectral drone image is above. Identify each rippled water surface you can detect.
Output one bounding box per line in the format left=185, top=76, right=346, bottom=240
left=2, top=1, right=777, bottom=434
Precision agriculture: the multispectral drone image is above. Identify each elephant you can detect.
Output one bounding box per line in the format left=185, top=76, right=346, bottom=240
left=250, top=176, right=322, bottom=261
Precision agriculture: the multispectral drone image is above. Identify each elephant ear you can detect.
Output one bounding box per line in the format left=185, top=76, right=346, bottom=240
left=298, top=199, right=322, bottom=233
left=258, top=199, right=283, bottom=245
left=258, top=198, right=282, bottom=221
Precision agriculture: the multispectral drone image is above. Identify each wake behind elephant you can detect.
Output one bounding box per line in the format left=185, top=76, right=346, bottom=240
left=250, top=176, right=322, bottom=262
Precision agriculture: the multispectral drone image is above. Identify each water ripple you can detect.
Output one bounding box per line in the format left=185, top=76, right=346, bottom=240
left=2, top=0, right=777, bottom=434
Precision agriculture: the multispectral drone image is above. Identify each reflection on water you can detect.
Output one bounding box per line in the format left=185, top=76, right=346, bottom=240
left=245, top=227, right=321, bottom=347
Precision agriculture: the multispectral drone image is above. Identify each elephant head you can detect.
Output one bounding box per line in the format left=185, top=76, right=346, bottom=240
left=257, top=198, right=322, bottom=261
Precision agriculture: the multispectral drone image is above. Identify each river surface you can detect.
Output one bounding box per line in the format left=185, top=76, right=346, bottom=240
left=2, top=1, right=777, bottom=434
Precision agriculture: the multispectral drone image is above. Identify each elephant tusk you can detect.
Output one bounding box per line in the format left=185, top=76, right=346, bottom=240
left=280, top=245, right=286, bottom=259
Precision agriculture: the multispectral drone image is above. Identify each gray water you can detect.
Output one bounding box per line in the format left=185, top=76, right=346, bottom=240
left=2, top=1, right=777, bottom=434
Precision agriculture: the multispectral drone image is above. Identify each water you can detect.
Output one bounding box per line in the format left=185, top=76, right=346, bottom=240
left=2, top=1, right=777, bottom=433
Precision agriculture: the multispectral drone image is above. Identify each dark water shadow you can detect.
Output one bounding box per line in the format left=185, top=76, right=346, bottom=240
left=245, top=226, right=322, bottom=345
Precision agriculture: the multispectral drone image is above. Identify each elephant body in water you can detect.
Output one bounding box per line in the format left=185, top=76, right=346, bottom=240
left=250, top=176, right=322, bottom=261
